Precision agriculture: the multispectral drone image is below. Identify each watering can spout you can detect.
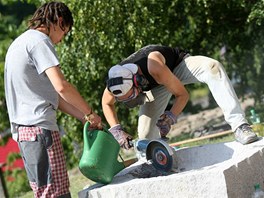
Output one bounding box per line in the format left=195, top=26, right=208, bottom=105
left=79, top=122, right=125, bottom=184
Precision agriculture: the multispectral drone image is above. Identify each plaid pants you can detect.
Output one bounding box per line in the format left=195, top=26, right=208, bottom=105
left=18, top=126, right=71, bottom=198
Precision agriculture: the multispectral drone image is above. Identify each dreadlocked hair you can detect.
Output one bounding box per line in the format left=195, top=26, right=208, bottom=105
left=28, top=1, right=73, bottom=32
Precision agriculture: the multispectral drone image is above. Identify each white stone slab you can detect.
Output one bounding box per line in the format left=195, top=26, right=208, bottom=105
left=78, top=138, right=264, bottom=198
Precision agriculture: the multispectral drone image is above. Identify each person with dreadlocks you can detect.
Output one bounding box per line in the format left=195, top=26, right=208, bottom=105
left=4, top=2, right=101, bottom=197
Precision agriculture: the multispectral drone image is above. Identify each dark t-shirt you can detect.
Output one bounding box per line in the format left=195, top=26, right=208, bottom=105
left=120, top=45, right=186, bottom=90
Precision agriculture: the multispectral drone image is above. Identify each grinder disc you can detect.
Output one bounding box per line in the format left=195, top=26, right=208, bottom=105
left=149, top=142, right=173, bottom=172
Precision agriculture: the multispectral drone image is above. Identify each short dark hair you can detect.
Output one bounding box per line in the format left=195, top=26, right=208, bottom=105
left=28, top=1, right=73, bottom=32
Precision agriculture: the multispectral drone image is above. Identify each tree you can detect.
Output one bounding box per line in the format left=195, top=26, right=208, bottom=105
left=1, top=0, right=264, bottom=167
left=0, top=1, right=36, bottom=132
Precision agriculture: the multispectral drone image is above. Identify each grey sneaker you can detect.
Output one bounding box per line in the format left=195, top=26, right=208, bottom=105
left=234, top=124, right=259, bottom=145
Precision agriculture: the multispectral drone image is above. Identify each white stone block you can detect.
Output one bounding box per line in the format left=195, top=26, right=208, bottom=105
left=79, top=138, right=264, bottom=198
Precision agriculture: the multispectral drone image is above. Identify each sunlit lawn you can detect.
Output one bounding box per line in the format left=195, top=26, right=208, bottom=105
left=18, top=167, right=94, bottom=198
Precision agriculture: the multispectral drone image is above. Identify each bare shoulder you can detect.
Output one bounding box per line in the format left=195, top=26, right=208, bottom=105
left=148, top=51, right=166, bottom=75
left=147, top=51, right=171, bottom=84
left=148, top=51, right=165, bottom=63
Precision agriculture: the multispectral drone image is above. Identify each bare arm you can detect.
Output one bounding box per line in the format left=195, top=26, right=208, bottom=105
left=101, top=88, right=120, bottom=127
left=102, top=87, right=133, bottom=149
left=148, top=51, right=189, bottom=116
left=58, top=95, right=86, bottom=124
left=45, top=66, right=101, bottom=127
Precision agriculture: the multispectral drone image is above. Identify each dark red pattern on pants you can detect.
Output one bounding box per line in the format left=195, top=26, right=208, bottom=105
left=18, top=126, right=70, bottom=197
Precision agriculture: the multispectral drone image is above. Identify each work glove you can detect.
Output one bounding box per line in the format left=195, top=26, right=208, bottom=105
left=156, top=111, right=177, bottom=138
left=109, top=124, right=133, bottom=150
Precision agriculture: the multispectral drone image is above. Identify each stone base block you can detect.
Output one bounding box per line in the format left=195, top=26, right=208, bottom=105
left=79, top=138, right=264, bottom=198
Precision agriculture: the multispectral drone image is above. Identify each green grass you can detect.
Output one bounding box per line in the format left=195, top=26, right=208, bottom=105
left=179, top=133, right=235, bottom=148
left=189, top=86, right=209, bottom=100
left=170, top=123, right=264, bottom=148
left=18, top=168, right=95, bottom=198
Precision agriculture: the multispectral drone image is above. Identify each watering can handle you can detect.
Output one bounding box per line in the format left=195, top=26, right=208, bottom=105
left=84, top=121, right=111, bottom=134
left=84, top=122, right=134, bottom=149
left=84, top=121, right=90, bottom=133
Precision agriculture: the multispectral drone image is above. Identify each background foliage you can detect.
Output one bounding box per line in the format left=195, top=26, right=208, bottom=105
left=0, top=0, right=264, bottom=196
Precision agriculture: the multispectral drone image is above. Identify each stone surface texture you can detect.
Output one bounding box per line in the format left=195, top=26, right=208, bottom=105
left=79, top=138, right=264, bottom=198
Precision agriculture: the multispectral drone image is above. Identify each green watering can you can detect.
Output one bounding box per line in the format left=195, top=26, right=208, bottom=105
left=79, top=122, right=125, bottom=184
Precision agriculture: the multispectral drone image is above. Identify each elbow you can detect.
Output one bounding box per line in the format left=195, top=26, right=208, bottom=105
left=102, top=88, right=115, bottom=107
left=176, top=89, right=189, bottom=104
left=184, top=90, right=190, bottom=101
left=101, top=100, right=107, bottom=112
left=101, top=91, right=108, bottom=108
left=55, top=81, right=70, bottom=94
left=102, top=98, right=114, bottom=111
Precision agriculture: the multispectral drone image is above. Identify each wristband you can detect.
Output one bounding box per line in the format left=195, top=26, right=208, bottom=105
left=83, top=109, right=93, bottom=121
left=109, top=124, right=122, bottom=131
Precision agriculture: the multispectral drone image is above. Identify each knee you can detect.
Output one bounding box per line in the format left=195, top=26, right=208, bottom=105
left=138, top=115, right=160, bottom=139
left=207, top=59, right=224, bottom=78
left=210, top=60, right=222, bottom=73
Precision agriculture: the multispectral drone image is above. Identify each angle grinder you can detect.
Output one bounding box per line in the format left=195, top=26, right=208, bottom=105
left=135, top=139, right=178, bottom=172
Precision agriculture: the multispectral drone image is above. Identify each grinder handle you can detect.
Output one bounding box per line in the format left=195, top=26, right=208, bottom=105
left=127, top=138, right=134, bottom=148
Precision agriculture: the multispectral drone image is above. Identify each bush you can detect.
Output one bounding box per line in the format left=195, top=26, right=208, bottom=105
left=4, top=168, right=30, bottom=197
left=4, top=152, right=30, bottom=197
